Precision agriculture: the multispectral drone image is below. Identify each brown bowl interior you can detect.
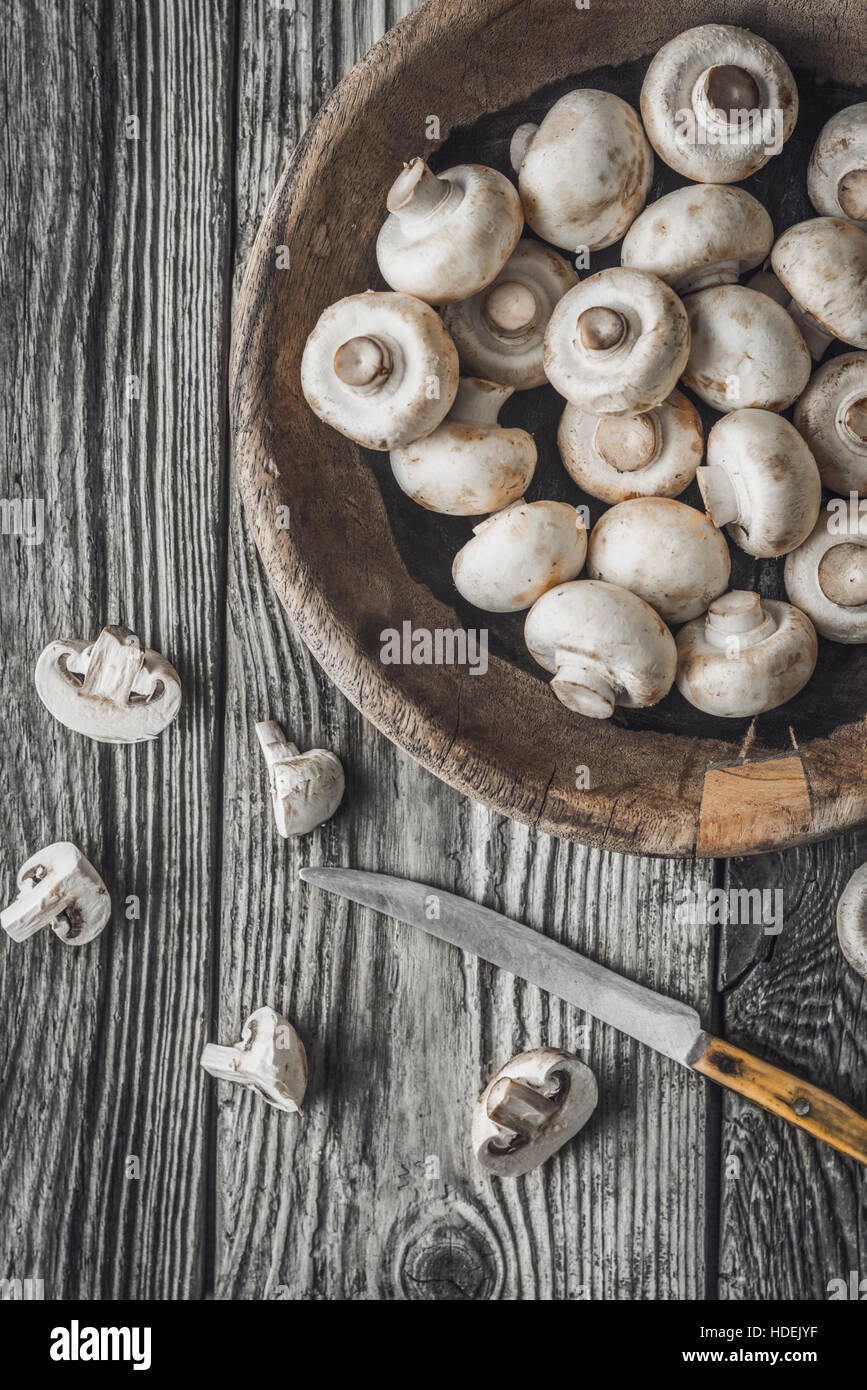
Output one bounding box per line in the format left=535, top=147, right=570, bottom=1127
left=232, top=0, right=867, bottom=857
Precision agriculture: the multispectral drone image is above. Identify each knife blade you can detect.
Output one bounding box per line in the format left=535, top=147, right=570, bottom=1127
left=300, top=865, right=867, bottom=1165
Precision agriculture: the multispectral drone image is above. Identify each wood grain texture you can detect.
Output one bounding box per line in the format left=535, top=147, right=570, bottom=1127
left=231, top=0, right=867, bottom=857
left=218, top=0, right=715, bottom=1300
left=0, top=0, right=233, bottom=1297
left=696, top=756, right=814, bottom=857
left=718, top=836, right=867, bottom=1300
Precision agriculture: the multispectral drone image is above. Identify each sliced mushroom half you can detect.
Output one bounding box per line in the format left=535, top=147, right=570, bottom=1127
left=1, top=842, right=111, bottom=946
left=35, top=625, right=181, bottom=744
left=471, top=1049, right=598, bottom=1177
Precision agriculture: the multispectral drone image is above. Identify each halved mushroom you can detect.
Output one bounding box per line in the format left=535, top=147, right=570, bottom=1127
left=587, top=497, right=730, bottom=624
left=255, top=721, right=344, bottom=837
left=300, top=291, right=459, bottom=450
left=622, top=185, right=773, bottom=294
left=682, top=285, right=810, bottom=412
left=389, top=377, right=536, bottom=515
left=794, top=353, right=867, bottom=496
left=558, top=390, right=703, bottom=503
left=471, top=1048, right=598, bottom=1178
left=836, top=862, right=867, bottom=981
left=808, top=103, right=867, bottom=229
left=200, top=1006, right=307, bottom=1114
left=676, top=590, right=817, bottom=717
left=452, top=500, right=586, bottom=613
left=698, top=409, right=822, bottom=558
left=376, top=158, right=523, bottom=305
left=510, top=89, right=652, bottom=252
left=770, top=218, right=867, bottom=356
left=441, top=240, right=578, bottom=390
left=524, top=579, right=677, bottom=719
left=1, top=842, right=111, bottom=946
left=784, top=507, right=867, bottom=642
left=544, top=269, right=690, bottom=416
left=640, top=24, right=797, bottom=183
left=35, top=625, right=181, bottom=744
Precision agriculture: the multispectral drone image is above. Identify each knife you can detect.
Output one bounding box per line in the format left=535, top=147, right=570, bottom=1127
left=299, top=865, right=867, bottom=1166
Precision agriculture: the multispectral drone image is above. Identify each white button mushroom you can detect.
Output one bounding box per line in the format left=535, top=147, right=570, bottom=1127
left=441, top=240, right=578, bottom=390
left=621, top=185, right=773, bottom=294
left=452, top=500, right=587, bottom=613
left=587, top=497, right=730, bottom=624
left=509, top=89, right=652, bottom=252
left=471, top=1048, right=598, bottom=1178
left=557, top=390, right=703, bottom=503
left=389, top=377, right=536, bottom=515
left=640, top=24, right=798, bottom=183
left=524, top=579, right=678, bottom=719
left=375, top=157, right=524, bottom=305
left=784, top=507, right=867, bottom=643
left=676, top=590, right=817, bottom=717
left=1, top=842, right=111, bottom=946
left=836, top=862, right=867, bottom=982
left=697, top=409, right=822, bottom=560
left=34, top=624, right=181, bottom=744
left=770, top=218, right=867, bottom=356
left=200, top=1006, right=307, bottom=1114
left=255, top=720, right=344, bottom=837
left=808, top=103, right=867, bottom=229
left=682, top=285, right=810, bottom=413
left=300, top=290, right=459, bottom=450
left=543, top=269, right=690, bottom=416
left=794, top=353, right=867, bottom=497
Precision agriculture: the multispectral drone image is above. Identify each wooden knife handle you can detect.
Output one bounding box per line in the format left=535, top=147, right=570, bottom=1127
left=694, top=1037, right=867, bottom=1166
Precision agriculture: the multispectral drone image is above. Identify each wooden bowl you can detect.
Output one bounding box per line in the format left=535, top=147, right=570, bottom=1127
left=232, top=0, right=867, bottom=858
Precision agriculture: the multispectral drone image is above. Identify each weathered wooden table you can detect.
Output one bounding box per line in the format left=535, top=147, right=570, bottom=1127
left=2, top=0, right=864, bottom=1301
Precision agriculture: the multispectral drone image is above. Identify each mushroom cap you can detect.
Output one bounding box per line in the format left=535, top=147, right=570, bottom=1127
left=683, top=284, right=810, bottom=412
left=301, top=291, right=459, bottom=450
left=621, top=185, right=773, bottom=294
left=794, top=352, right=867, bottom=496
left=784, top=505, right=867, bottom=642
left=587, top=497, right=730, bottom=624
left=557, top=390, right=703, bottom=503
left=524, top=579, right=677, bottom=717
left=471, top=1049, right=598, bottom=1178
left=200, top=1007, right=308, bottom=1114
left=1, top=841, right=111, bottom=946
left=836, top=861, right=867, bottom=981
left=807, top=103, right=867, bottom=228
left=452, top=500, right=587, bottom=613
left=640, top=23, right=797, bottom=183
left=543, top=269, right=690, bottom=416
left=389, top=377, right=536, bottom=515
left=376, top=160, right=524, bottom=304
left=513, top=89, right=652, bottom=251
left=676, top=592, right=817, bottom=716
left=770, top=218, right=867, bottom=350
left=441, top=240, right=578, bottom=390
left=34, top=626, right=182, bottom=744
left=700, top=408, right=822, bottom=558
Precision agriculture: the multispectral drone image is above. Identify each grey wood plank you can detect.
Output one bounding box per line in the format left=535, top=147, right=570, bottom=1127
left=718, top=836, right=867, bottom=1300
left=218, top=0, right=715, bottom=1300
left=0, top=0, right=234, bottom=1297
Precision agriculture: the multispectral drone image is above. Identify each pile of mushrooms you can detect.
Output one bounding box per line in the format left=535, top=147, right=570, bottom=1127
left=300, top=23, right=867, bottom=723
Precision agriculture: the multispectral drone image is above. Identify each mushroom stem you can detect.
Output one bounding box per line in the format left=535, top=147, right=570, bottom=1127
left=449, top=376, right=514, bottom=426
left=482, top=280, right=539, bottom=338
left=697, top=465, right=741, bottom=529
left=1, top=885, right=76, bottom=943
left=841, top=397, right=867, bottom=449
left=593, top=413, right=660, bottom=472
left=386, top=157, right=451, bottom=222
left=487, top=1077, right=559, bottom=1139
left=693, top=64, right=760, bottom=126
left=333, top=335, right=392, bottom=389
left=256, top=719, right=301, bottom=764
left=576, top=306, right=627, bottom=353
left=509, top=122, right=538, bottom=173
left=551, top=650, right=616, bottom=718
left=703, top=590, right=777, bottom=651
left=199, top=1043, right=242, bottom=1082
left=837, top=169, right=867, bottom=223
left=817, top=543, right=867, bottom=607
left=784, top=298, right=833, bottom=360
left=72, top=626, right=145, bottom=706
